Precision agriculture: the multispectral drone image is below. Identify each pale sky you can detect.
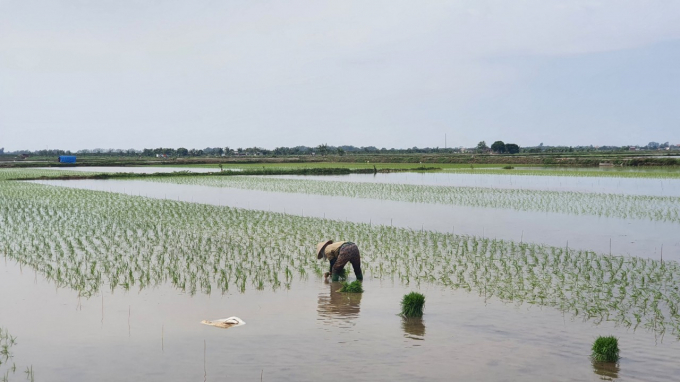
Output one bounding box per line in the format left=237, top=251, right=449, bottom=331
left=1, top=0, right=679, bottom=151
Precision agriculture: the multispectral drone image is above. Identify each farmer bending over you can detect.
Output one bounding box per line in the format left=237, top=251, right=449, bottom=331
left=316, top=240, right=363, bottom=282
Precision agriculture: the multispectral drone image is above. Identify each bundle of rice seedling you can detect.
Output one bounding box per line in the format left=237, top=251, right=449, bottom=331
left=401, top=292, right=425, bottom=318
left=591, top=336, right=620, bottom=362
left=338, top=281, right=363, bottom=293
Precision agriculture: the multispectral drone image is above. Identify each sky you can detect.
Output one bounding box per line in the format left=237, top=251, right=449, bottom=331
left=1, top=0, right=679, bottom=151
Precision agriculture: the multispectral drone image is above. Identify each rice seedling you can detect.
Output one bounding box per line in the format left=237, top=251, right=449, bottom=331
left=591, top=336, right=620, bottom=362
left=444, top=168, right=680, bottom=180
left=0, top=327, right=31, bottom=381
left=1, top=171, right=680, bottom=340
left=338, top=281, right=363, bottom=293
left=0, top=169, right=99, bottom=181
left=144, top=175, right=680, bottom=224
left=401, top=292, right=425, bottom=318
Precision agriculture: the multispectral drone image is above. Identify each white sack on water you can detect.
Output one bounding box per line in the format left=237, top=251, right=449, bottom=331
left=201, top=316, right=246, bottom=329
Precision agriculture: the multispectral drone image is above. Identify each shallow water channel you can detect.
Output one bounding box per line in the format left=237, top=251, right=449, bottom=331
left=34, top=179, right=680, bottom=261
left=1, top=257, right=679, bottom=382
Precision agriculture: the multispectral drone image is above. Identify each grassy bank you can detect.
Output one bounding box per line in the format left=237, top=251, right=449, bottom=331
left=7, top=166, right=441, bottom=181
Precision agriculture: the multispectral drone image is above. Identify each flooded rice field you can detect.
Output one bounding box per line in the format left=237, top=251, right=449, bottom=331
left=3, top=257, right=680, bottom=382
left=2, top=169, right=680, bottom=380
left=34, top=179, right=680, bottom=260
left=271, top=172, right=680, bottom=197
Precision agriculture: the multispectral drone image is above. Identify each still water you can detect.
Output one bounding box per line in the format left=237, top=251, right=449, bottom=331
left=1, top=257, right=678, bottom=382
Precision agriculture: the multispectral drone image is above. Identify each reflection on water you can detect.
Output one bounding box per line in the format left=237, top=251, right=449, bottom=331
left=317, top=281, right=362, bottom=329
left=401, top=317, right=425, bottom=341
left=592, top=360, right=620, bottom=380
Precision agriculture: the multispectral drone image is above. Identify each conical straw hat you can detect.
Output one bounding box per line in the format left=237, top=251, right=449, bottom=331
left=316, top=240, right=333, bottom=259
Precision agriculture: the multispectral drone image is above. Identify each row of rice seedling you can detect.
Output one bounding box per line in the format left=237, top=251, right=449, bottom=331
left=444, top=168, right=680, bottom=180
left=0, top=169, right=98, bottom=181
left=1, top=180, right=679, bottom=340
left=145, top=176, right=680, bottom=224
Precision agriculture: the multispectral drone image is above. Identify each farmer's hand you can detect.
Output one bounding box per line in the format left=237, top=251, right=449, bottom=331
left=324, top=272, right=331, bottom=279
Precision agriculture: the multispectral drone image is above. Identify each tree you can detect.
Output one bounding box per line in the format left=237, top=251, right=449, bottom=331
left=316, top=144, right=329, bottom=156
left=337, top=147, right=345, bottom=156
left=177, top=147, right=188, bottom=156
left=476, top=141, right=488, bottom=152
left=491, top=141, right=506, bottom=153
left=505, top=143, right=520, bottom=154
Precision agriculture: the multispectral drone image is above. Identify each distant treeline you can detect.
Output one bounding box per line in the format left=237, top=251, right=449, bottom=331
left=3, top=142, right=679, bottom=157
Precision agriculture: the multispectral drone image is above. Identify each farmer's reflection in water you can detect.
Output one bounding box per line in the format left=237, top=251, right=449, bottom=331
left=401, top=317, right=426, bottom=341
left=317, top=281, right=363, bottom=328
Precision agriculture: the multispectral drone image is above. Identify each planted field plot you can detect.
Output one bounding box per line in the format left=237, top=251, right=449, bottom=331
left=145, top=176, right=680, bottom=224
left=444, top=167, right=680, bottom=179
left=0, top=168, right=97, bottom=180
left=2, top=181, right=680, bottom=341
left=175, top=163, right=680, bottom=179
left=273, top=172, right=680, bottom=197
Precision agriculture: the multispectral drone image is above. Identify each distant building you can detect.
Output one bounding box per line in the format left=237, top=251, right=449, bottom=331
left=58, top=155, right=76, bottom=163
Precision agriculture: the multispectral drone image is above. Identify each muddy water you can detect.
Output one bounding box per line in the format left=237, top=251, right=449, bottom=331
left=1, top=258, right=678, bottom=381
left=271, top=173, right=680, bottom=197
left=33, top=180, right=680, bottom=261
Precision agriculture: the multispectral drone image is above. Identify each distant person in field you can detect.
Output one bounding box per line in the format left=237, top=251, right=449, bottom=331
left=316, top=241, right=363, bottom=282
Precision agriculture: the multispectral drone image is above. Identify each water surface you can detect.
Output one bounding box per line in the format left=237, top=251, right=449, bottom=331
left=1, top=258, right=678, bottom=381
